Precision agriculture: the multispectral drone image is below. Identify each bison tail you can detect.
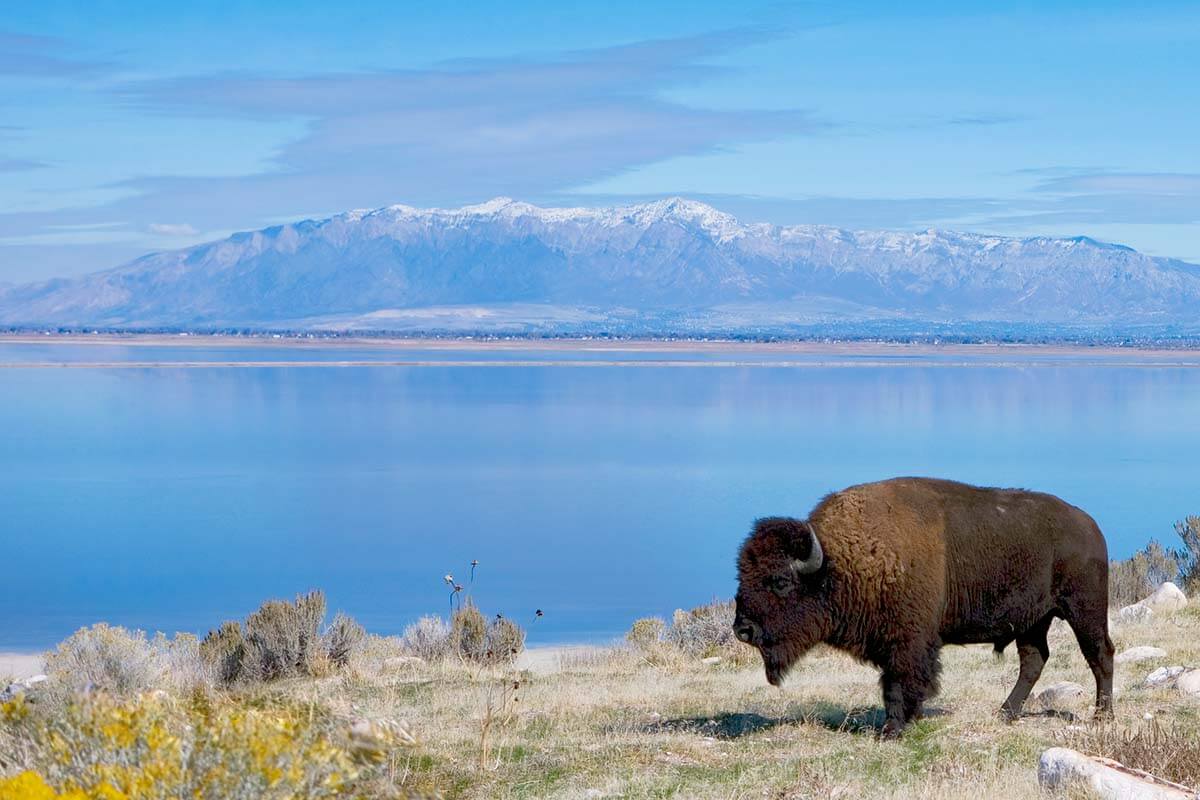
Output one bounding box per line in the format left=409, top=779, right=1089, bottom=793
left=993, top=641, right=1008, bottom=660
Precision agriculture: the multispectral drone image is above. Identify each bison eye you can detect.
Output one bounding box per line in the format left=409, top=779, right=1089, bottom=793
left=764, top=575, right=793, bottom=596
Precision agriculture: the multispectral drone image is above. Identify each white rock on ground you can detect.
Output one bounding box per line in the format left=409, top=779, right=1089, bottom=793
left=1117, top=603, right=1156, bottom=624
left=1142, top=582, right=1188, bottom=613
left=1117, top=582, right=1188, bottom=624
left=701, top=656, right=722, bottom=665
left=1177, top=669, right=1200, bottom=698
left=1035, top=681, right=1087, bottom=711
left=0, top=674, right=47, bottom=702
left=1116, top=646, right=1168, bottom=664
left=1144, top=666, right=1188, bottom=689
left=1039, top=747, right=1197, bottom=799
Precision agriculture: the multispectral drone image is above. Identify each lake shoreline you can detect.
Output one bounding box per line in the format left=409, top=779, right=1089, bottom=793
left=2, top=645, right=597, bottom=680
left=4, top=331, right=1200, bottom=355
left=0, top=652, right=43, bottom=680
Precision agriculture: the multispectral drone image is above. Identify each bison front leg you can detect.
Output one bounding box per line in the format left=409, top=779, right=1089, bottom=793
left=880, top=673, right=907, bottom=738
left=879, top=642, right=942, bottom=738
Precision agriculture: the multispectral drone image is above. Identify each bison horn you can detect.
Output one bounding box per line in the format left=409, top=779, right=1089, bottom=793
left=790, top=525, right=824, bottom=575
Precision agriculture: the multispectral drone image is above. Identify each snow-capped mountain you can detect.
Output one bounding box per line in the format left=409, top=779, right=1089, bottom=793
left=3, top=197, right=1199, bottom=337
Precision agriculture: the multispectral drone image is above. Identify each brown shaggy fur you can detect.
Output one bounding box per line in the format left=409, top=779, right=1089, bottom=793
left=734, top=477, right=1114, bottom=736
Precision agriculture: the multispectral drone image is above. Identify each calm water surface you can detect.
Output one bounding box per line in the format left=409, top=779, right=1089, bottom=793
left=2, top=340, right=1198, bottom=649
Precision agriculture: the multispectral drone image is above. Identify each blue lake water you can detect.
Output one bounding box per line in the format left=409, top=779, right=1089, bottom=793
left=2, top=339, right=1199, bottom=650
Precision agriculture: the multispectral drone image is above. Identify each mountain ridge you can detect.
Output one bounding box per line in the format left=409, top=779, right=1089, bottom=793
left=2, top=197, right=1199, bottom=338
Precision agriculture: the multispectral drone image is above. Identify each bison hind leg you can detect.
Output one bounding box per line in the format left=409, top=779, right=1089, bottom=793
left=1000, top=613, right=1054, bottom=721
left=1063, top=607, right=1115, bottom=719
left=992, top=636, right=1015, bottom=660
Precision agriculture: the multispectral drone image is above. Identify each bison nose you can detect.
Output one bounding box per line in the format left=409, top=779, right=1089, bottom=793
left=733, top=618, right=761, bottom=645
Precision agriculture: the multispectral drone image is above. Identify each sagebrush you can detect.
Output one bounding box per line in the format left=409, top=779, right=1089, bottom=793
left=400, top=615, right=452, bottom=661
left=199, top=591, right=365, bottom=685
left=1108, top=518, right=1200, bottom=607
left=1109, top=540, right=1184, bottom=608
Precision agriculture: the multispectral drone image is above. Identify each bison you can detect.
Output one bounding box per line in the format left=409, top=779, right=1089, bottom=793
left=734, top=477, right=1113, bottom=736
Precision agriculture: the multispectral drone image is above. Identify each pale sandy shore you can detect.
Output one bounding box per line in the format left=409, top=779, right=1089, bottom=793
left=514, top=644, right=611, bottom=675
left=3, top=647, right=575, bottom=680
left=0, top=652, right=44, bottom=681
left=2, top=333, right=1199, bottom=368
left=3, top=332, right=1200, bottom=356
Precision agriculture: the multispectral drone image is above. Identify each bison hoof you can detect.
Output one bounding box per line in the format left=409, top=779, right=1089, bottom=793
left=880, top=720, right=905, bottom=739
left=1000, top=705, right=1022, bottom=723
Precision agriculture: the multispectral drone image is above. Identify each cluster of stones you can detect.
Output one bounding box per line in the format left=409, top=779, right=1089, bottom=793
left=1038, top=582, right=1198, bottom=799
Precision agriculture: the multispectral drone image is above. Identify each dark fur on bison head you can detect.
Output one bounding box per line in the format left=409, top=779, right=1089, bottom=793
left=735, top=517, right=832, bottom=686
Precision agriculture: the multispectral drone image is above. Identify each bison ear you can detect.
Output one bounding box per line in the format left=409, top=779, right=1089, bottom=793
left=786, top=521, right=824, bottom=575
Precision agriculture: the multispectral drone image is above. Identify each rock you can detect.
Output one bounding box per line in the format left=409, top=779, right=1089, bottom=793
left=1144, top=666, right=1187, bottom=688
left=0, top=674, right=48, bottom=703
left=1035, top=681, right=1087, bottom=711
left=1177, top=669, right=1200, bottom=698
left=1142, top=582, right=1188, bottom=614
left=1116, top=603, right=1155, bottom=624
left=1115, top=646, right=1168, bottom=664
left=1116, top=583, right=1188, bottom=625
left=701, top=656, right=722, bottom=665
left=1039, top=747, right=1196, bottom=799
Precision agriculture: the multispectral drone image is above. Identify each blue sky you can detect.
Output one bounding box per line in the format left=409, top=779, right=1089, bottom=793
left=1, top=0, right=1198, bottom=281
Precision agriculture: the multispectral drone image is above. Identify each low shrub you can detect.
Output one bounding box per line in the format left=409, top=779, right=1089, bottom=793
left=1109, top=540, right=1184, bottom=608
left=400, top=616, right=451, bottom=661
left=42, top=624, right=163, bottom=702
left=200, top=591, right=365, bottom=685
left=486, top=616, right=526, bottom=664
left=667, top=600, right=736, bottom=657
left=1, top=691, right=359, bottom=798
left=449, top=603, right=488, bottom=662
left=625, top=617, right=666, bottom=650
left=322, top=613, right=366, bottom=669
left=622, top=601, right=755, bottom=667
left=1175, top=516, right=1200, bottom=596
left=1109, top=518, right=1200, bottom=607
left=242, top=590, right=328, bottom=682
left=401, top=605, right=525, bottom=665
left=199, top=622, right=245, bottom=685
left=154, top=632, right=212, bottom=693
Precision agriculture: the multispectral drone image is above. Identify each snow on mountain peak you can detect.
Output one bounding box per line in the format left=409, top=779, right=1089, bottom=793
left=460, top=197, right=520, bottom=214
left=3, top=195, right=1200, bottom=337
left=348, top=196, right=748, bottom=241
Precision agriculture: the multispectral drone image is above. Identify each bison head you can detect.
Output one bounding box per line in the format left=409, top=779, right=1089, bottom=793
left=735, top=516, right=831, bottom=686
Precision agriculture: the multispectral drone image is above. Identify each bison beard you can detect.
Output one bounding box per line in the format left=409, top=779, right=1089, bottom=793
left=734, top=478, right=1115, bottom=737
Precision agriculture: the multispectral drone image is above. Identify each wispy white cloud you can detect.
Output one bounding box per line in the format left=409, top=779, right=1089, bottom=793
left=980, top=171, right=1200, bottom=228
left=0, top=28, right=822, bottom=279
left=147, top=222, right=198, bottom=237
left=1032, top=172, right=1200, bottom=196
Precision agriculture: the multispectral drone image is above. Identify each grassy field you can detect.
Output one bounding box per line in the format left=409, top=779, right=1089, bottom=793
left=4, top=603, right=1197, bottom=799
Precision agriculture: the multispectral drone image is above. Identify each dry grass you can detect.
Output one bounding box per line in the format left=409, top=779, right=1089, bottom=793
left=283, top=604, right=1200, bottom=798
left=1060, top=719, right=1200, bottom=788
left=5, top=605, right=1198, bottom=799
